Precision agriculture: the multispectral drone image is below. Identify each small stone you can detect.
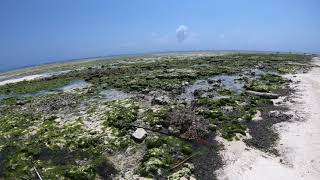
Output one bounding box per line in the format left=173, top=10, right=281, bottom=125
left=209, top=124, right=217, bottom=131
left=132, top=128, right=147, bottom=142
left=154, top=124, right=163, bottom=131
left=207, top=78, right=216, bottom=84
left=168, top=126, right=180, bottom=135
left=182, top=81, right=189, bottom=86
left=152, top=95, right=170, bottom=105
left=221, top=106, right=234, bottom=114
left=268, top=110, right=280, bottom=118
left=16, top=100, right=29, bottom=105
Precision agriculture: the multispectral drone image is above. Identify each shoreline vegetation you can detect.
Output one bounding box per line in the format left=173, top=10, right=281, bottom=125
left=0, top=52, right=314, bottom=179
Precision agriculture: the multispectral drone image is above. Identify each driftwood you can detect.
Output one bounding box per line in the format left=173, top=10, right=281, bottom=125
left=170, top=153, right=199, bottom=171
left=33, top=166, right=43, bottom=180
left=246, top=90, right=280, bottom=99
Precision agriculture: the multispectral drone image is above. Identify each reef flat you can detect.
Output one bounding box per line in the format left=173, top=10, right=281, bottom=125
left=0, top=52, right=313, bottom=179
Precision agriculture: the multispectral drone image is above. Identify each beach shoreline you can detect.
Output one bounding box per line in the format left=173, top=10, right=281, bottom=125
left=217, top=56, right=320, bottom=180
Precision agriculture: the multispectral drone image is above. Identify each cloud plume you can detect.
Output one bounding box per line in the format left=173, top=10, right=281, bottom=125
left=176, top=25, right=189, bottom=43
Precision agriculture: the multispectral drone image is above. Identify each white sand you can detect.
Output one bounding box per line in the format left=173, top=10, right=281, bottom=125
left=217, top=57, right=320, bottom=180
left=0, top=70, right=71, bottom=86
left=0, top=74, right=44, bottom=86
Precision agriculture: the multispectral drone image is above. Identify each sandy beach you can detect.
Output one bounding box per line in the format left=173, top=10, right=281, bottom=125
left=217, top=56, right=320, bottom=180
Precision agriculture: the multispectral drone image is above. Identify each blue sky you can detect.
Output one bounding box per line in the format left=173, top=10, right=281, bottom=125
left=0, top=0, right=319, bottom=71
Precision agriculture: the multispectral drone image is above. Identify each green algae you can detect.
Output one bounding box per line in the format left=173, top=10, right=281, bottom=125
left=247, top=73, right=286, bottom=93
left=139, top=135, right=193, bottom=178
left=0, top=53, right=312, bottom=178
left=102, top=99, right=139, bottom=130
left=0, top=110, right=129, bottom=179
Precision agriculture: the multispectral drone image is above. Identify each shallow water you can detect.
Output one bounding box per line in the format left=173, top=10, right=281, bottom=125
left=60, top=80, right=91, bottom=92
left=178, top=80, right=212, bottom=103
left=209, top=75, right=244, bottom=92
left=100, top=89, right=132, bottom=102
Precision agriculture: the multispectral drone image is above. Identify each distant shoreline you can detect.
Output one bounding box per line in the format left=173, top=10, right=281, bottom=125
left=0, top=50, right=316, bottom=77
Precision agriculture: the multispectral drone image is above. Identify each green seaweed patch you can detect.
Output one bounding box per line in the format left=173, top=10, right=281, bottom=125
left=103, top=99, right=139, bottom=130
left=142, top=105, right=173, bottom=126
left=246, top=73, right=286, bottom=93
left=195, top=93, right=265, bottom=140
left=0, top=111, right=127, bottom=179
left=277, top=63, right=306, bottom=74
left=168, top=163, right=195, bottom=180
left=138, top=135, right=193, bottom=178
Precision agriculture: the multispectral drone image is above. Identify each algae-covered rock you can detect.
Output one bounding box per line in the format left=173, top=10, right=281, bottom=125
left=145, top=135, right=162, bottom=149
left=103, top=99, right=139, bottom=129
left=168, top=163, right=195, bottom=180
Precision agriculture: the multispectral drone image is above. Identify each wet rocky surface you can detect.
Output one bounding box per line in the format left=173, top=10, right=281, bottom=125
left=0, top=53, right=313, bottom=179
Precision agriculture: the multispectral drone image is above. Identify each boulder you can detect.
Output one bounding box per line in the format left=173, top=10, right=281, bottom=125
left=132, top=128, right=147, bottom=142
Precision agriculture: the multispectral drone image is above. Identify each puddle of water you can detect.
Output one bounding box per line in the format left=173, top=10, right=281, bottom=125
left=100, top=89, right=132, bottom=102
left=209, top=75, right=244, bottom=92
left=253, top=69, right=264, bottom=76
left=60, top=80, right=91, bottom=92
left=179, top=74, right=246, bottom=103
left=0, top=90, right=57, bottom=103
left=178, top=80, right=212, bottom=103
left=0, top=94, right=10, bottom=101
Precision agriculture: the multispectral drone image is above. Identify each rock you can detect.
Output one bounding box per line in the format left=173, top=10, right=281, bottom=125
left=142, top=88, right=150, bottom=94
left=209, top=124, right=217, bottom=131
left=182, top=81, right=189, bottom=86
left=154, top=124, right=163, bottom=131
left=132, top=128, right=147, bottom=142
left=16, top=100, right=29, bottom=105
left=152, top=95, right=170, bottom=105
left=207, top=78, right=217, bottom=84
left=246, top=90, right=280, bottom=99
left=252, top=110, right=262, bottom=121
left=180, top=177, right=188, bottom=180
left=193, top=89, right=203, bottom=97
left=268, top=110, right=280, bottom=118
left=221, top=106, right=234, bottom=114
left=168, top=126, right=180, bottom=135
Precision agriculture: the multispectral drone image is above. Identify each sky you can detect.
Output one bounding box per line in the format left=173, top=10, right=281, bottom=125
left=0, top=0, right=319, bottom=71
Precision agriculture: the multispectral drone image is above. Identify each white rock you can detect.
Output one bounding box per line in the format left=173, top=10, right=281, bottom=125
left=132, top=128, right=147, bottom=141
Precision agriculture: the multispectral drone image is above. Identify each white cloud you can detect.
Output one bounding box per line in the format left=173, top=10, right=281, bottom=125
left=176, top=25, right=189, bottom=43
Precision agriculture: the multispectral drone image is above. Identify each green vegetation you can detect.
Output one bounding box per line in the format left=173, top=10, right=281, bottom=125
left=102, top=99, right=139, bottom=130
left=247, top=73, right=286, bottom=93
left=0, top=53, right=311, bottom=179
left=139, top=135, right=193, bottom=178
left=0, top=110, right=129, bottom=179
